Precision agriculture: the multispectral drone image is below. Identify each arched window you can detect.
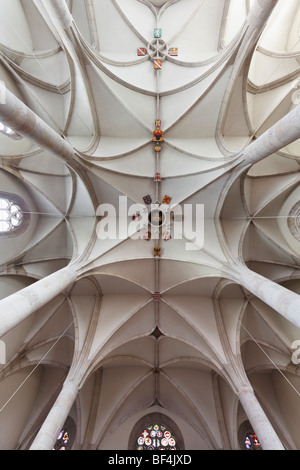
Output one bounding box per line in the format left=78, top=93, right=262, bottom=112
left=54, top=429, right=71, bottom=450
left=128, top=413, right=185, bottom=451
left=0, top=192, right=30, bottom=238
left=135, top=423, right=177, bottom=450
left=53, top=417, right=76, bottom=450
left=244, top=431, right=262, bottom=450
left=0, top=121, right=22, bottom=140
left=238, top=421, right=262, bottom=450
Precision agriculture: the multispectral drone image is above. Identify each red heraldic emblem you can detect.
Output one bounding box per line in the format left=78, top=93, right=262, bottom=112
left=154, top=59, right=162, bottom=69
left=162, top=195, right=172, bottom=205
left=137, top=47, right=147, bottom=56
left=153, top=128, right=164, bottom=142
left=143, top=231, right=151, bottom=241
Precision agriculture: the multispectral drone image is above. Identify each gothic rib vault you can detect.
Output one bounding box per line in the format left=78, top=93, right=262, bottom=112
left=0, top=0, right=299, bottom=450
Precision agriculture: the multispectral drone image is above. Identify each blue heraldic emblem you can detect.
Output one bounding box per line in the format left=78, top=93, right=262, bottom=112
left=143, top=195, right=152, bottom=205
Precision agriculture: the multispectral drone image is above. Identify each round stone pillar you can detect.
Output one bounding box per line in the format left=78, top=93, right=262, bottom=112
left=238, top=387, right=284, bottom=450
left=0, top=266, right=77, bottom=337
left=30, top=378, right=79, bottom=450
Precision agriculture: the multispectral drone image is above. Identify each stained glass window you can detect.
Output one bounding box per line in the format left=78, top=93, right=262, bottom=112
left=238, top=421, right=263, bottom=451
left=136, top=424, right=176, bottom=450
left=52, top=417, right=75, bottom=450
left=244, top=432, right=262, bottom=450
left=0, top=197, right=23, bottom=233
left=0, top=122, right=14, bottom=136
left=54, top=428, right=71, bottom=450
left=0, top=121, right=22, bottom=140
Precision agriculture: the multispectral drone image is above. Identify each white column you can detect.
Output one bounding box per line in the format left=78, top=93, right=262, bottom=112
left=241, top=104, right=300, bottom=166
left=237, top=266, right=300, bottom=329
left=41, top=0, right=73, bottom=31
left=0, top=266, right=77, bottom=337
left=238, top=386, right=284, bottom=450
left=30, top=377, right=78, bottom=450
left=0, top=83, right=75, bottom=162
left=247, top=0, right=279, bottom=33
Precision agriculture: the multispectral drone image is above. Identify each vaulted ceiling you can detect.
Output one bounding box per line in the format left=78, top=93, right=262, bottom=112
left=0, top=0, right=300, bottom=450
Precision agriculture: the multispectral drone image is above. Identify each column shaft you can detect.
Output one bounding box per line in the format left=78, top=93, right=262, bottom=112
left=247, top=0, right=279, bottom=33
left=41, top=0, right=73, bottom=31
left=0, top=266, right=77, bottom=337
left=0, top=83, right=75, bottom=162
left=242, top=104, right=300, bottom=165
left=238, top=387, right=284, bottom=450
left=30, top=378, right=78, bottom=450
left=237, top=266, right=300, bottom=328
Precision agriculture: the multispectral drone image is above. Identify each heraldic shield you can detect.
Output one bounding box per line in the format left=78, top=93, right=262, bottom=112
left=137, top=47, right=147, bottom=56
left=162, top=195, right=172, bottom=205
left=153, top=129, right=164, bottom=141
left=143, top=195, right=152, bottom=205
left=154, top=247, right=161, bottom=257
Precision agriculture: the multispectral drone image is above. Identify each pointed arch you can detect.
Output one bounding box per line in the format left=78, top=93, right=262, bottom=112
left=128, top=412, right=185, bottom=450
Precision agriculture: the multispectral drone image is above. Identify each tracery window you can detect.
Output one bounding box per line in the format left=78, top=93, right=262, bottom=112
left=244, top=431, right=262, bottom=450
left=0, top=192, right=30, bottom=237
left=0, top=197, right=23, bottom=232
left=136, top=423, right=176, bottom=450
left=0, top=121, right=22, bottom=140
left=53, top=417, right=76, bottom=450
left=54, top=429, right=71, bottom=450
left=239, top=421, right=262, bottom=450
left=129, top=413, right=184, bottom=451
